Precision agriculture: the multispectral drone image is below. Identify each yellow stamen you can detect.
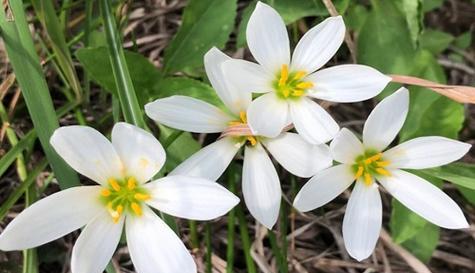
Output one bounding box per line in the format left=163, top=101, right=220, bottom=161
left=247, top=136, right=257, bottom=146
left=364, top=153, right=382, bottom=164
left=116, top=205, right=124, bottom=214
left=376, top=160, right=390, bottom=167
left=109, top=178, right=121, bottom=191
left=375, top=168, right=390, bottom=176
left=364, top=173, right=372, bottom=185
left=354, top=166, right=364, bottom=179
left=294, top=70, right=306, bottom=80
left=279, top=64, right=289, bottom=87
left=134, top=193, right=151, bottom=201
left=239, top=111, right=247, bottom=123
left=100, top=189, right=111, bottom=197
left=291, top=89, right=305, bottom=97
left=228, top=121, right=242, bottom=126
left=127, top=177, right=137, bottom=190
left=295, top=82, right=313, bottom=89
left=131, top=202, right=142, bottom=216
left=282, top=88, right=290, bottom=98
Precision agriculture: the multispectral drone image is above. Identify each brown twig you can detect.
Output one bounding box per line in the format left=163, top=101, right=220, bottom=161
left=390, top=74, right=475, bottom=104
left=320, top=0, right=357, bottom=63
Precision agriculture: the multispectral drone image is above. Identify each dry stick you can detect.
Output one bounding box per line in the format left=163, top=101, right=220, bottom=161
left=390, top=74, right=475, bottom=104
left=320, top=0, right=357, bottom=63
left=379, top=229, right=432, bottom=273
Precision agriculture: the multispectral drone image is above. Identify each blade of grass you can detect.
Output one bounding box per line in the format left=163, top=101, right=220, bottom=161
left=31, top=0, right=83, bottom=101
left=237, top=205, right=257, bottom=273
left=23, top=184, right=38, bottom=273
left=0, top=0, right=80, bottom=189
left=99, top=0, right=145, bottom=127
left=189, top=220, right=199, bottom=249
left=0, top=131, right=35, bottom=178
left=226, top=165, right=237, bottom=273
left=268, top=230, right=287, bottom=273
left=205, top=223, right=212, bottom=273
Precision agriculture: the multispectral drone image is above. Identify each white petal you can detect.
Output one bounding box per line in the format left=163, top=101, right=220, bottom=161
left=306, top=65, right=391, bottom=102
left=343, top=182, right=382, bottom=261
left=291, top=16, right=345, bottom=73
left=126, top=207, right=196, bottom=273
left=71, top=212, right=124, bottom=273
left=144, top=96, right=233, bottom=133
left=330, top=128, right=364, bottom=164
left=383, top=136, right=471, bottom=169
left=204, top=48, right=252, bottom=114
left=145, top=176, right=239, bottom=220
left=246, top=2, right=290, bottom=73
left=221, top=59, right=274, bottom=94
left=363, top=88, right=409, bottom=151
left=263, top=132, right=332, bottom=177
left=379, top=170, right=468, bottom=229
left=242, top=144, right=281, bottom=229
left=247, top=93, right=289, bottom=137
left=0, top=186, right=102, bottom=251
left=170, top=137, right=241, bottom=181
left=112, top=122, right=165, bottom=183
left=50, top=126, right=122, bottom=185
left=293, top=165, right=354, bottom=212
left=289, top=97, right=339, bottom=144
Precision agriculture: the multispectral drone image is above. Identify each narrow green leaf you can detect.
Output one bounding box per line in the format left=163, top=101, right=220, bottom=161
left=0, top=0, right=79, bottom=188
left=420, top=29, right=454, bottom=54
left=163, top=0, right=237, bottom=74
left=99, top=0, right=145, bottom=127
left=420, top=163, right=475, bottom=190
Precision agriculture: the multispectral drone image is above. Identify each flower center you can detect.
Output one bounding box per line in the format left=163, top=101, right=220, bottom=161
left=352, top=151, right=391, bottom=186
left=228, top=111, right=258, bottom=146
left=273, top=64, right=312, bottom=99
left=100, top=177, right=151, bottom=223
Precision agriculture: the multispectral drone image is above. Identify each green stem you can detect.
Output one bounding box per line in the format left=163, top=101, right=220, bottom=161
left=99, top=0, right=145, bottom=127
left=226, top=166, right=237, bottom=273
left=205, top=223, right=212, bottom=273
left=237, top=206, right=257, bottom=273
left=189, top=220, right=199, bottom=249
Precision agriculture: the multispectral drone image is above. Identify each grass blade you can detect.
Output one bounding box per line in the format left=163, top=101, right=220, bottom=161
left=99, top=0, right=145, bottom=127
left=0, top=0, right=79, bottom=189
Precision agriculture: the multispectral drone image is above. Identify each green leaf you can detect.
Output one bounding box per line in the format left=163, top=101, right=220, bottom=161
left=457, top=186, right=475, bottom=205
left=236, top=1, right=257, bottom=48
left=151, top=77, right=226, bottom=110
left=422, top=0, right=444, bottom=12
left=402, top=223, right=440, bottom=262
left=0, top=0, right=79, bottom=189
left=420, top=163, right=475, bottom=190
left=163, top=0, right=237, bottom=74
left=394, top=0, right=423, bottom=46
left=454, top=31, right=472, bottom=49
left=420, top=29, right=454, bottom=54
left=76, top=47, right=163, bottom=106
left=345, top=4, right=369, bottom=32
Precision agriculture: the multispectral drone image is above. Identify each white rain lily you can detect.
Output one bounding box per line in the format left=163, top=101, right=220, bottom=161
left=293, top=87, right=471, bottom=261
left=221, top=2, right=391, bottom=144
left=145, top=47, right=332, bottom=229
left=0, top=122, right=239, bottom=273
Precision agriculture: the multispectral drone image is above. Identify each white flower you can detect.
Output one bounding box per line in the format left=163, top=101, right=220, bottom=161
left=221, top=2, right=391, bottom=144
left=0, top=122, right=239, bottom=273
left=145, top=47, right=332, bottom=229
left=293, top=88, right=471, bottom=261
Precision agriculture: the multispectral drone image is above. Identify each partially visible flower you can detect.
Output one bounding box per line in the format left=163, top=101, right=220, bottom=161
left=222, top=2, right=391, bottom=144
left=0, top=122, right=239, bottom=273
left=293, top=88, right=470, bottom=261
left=145, top=47, right=332, bottom=229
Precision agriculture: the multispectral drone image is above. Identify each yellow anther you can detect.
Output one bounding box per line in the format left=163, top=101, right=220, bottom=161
left=247, top=136, right=257, bottom=146
left=239, top=111, right=247, bottom=123
left=292, top=89, right=305, bottom=97
left=295, top=82, right=313, bottom=89
left=131, top=202, right=142, bottom=216
left=100, top=189, right=111, bottom=197
left=355, top=166, right=364, bottom=179
left=134, top=193, right=151, bottom=201
left=228, top=121, right=242, bottom=126
left=294, top=70, right=306, bottom=80
left=116, top=205, right=124, bottom=214
left=364, top=173, right=372, bottom=185
left=278, top=64, right=289, bottom=87
left=375, top=168, right=390, bottom=176
left=109, top=178, right=121, bottom=191
left=127, top=177, right=137, bottom=190
left=364, top=153, right=382, bottom=164
left=376, top=161, right=390, bottom=167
